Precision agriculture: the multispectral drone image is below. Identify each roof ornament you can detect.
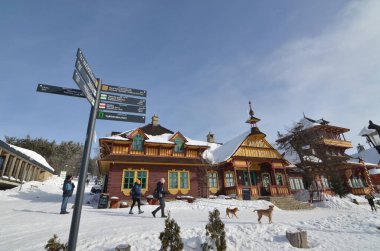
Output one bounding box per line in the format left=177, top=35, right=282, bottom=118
left=245, top=101, right=263, bottom=135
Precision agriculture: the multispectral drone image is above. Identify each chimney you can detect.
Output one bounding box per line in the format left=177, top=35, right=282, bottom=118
left=152, top=114, right=159, bottom=126
left=207, top=132, right=215, bottom=143
left=357, top=143, right=365, bottom=153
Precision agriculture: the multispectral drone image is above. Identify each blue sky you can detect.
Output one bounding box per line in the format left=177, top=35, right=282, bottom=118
left=1, top=0, right=379, bottom=155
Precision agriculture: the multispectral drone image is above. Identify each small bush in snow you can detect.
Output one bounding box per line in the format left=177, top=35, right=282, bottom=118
left=201, top=209, right=227, bottom=251
left=45, top=234, right=67, bottom=251
left=159, top=213, right=183, bottom=251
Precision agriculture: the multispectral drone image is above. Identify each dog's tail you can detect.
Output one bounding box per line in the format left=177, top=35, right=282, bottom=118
left=253, top=209, right=257, bottom=212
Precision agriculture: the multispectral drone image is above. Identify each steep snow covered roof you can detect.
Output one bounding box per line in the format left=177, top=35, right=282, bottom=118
left=0, top=140, right=54, bottom=172
left=100, top=131, right=211, bottom=147
left=350, top=147, right=380, bottom=166
left=202, top=131, right=250, bottom=164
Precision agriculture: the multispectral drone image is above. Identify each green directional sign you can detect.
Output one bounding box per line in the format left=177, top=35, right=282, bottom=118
left=97, top=111, right=145, bottom=123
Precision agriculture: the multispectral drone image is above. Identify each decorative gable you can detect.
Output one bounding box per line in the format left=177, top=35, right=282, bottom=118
left=127, top=128, right=149, bottom=140
left=233, top=134, right=285, bottom=160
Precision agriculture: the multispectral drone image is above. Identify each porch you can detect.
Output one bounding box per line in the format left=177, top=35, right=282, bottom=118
left=224, top=184, right=290, bottom=199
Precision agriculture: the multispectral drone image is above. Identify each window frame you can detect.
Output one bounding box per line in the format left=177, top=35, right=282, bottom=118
left=224, top=171, right=235, bottom=187
left=121, top=169, right=149, bottom=196
left=132, top=134, right=144, bottom=151
left=168, top=169, right=190, bottom=195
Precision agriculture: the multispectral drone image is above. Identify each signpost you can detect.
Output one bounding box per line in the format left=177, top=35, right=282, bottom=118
left=101, top=83, right=147, bottom=97
left=98, top=102, right=146, bottom=114
left=97, top=111, right=146, bottom=123
left=100, top=93, right=146, bottom=106
left=73, top=70, right=95, bottom=106
left=37, top=84, right=85, bottom=98
left=37, top=48, right=148, bottom=251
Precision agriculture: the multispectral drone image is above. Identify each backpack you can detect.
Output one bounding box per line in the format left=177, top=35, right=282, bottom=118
left=153, top=188, right=158, bottom=199
left=131, top=185, right=136, bottom=197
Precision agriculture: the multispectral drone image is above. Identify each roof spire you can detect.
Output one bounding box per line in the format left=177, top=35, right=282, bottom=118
left=245, top=101, right=263, bottom=135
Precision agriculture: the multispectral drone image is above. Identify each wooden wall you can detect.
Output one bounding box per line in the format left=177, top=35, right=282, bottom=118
left=106, top=163, right=201, bottom=200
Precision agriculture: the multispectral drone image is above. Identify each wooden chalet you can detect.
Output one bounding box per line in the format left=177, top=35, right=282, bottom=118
left=98, top=115, right=212, bottom=200
left=204, top=102, right=291, bottom=199
left=277, top=116, right=375, bottom=196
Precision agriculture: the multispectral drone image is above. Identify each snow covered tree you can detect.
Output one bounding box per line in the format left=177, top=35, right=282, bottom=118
left=45, top=234, right=67, bottom=251
left=201, top=209, right=227, bottom=251
left=159, top=213, right=183, bottom=251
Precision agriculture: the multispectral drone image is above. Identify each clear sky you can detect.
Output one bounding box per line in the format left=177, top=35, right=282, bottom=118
left=1, top=0, right=379, bottom=155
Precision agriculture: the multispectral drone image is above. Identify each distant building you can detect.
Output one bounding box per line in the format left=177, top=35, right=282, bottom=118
left=0, top=140, right=55, bottom=189
left=277, top=115, right=375, bottom=196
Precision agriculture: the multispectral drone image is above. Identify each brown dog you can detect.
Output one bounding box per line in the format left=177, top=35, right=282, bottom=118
left=253, top=205, right=274, bottom=224
left=226, top=207, right=239, bottom=218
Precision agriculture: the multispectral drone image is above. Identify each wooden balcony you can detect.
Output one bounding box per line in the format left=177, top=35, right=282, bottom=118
left=318, top=138, right=352, bottom=148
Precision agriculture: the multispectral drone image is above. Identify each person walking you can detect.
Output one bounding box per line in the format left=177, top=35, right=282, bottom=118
left=365, top=193, right=377, bottom=212
left=129, top=179, right=144, bottom=214
left=60, top=174, right=75, bottom=214
left=152, top=178, right=167, bottom=218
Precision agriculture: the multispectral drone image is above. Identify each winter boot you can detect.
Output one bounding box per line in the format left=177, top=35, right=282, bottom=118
left=138, top=209, right=144, bottom=214
left=129, top=210, right=133, bottom=214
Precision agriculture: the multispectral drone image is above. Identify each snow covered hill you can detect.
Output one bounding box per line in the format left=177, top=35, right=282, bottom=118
left=0, top=176, right=379, bottom=251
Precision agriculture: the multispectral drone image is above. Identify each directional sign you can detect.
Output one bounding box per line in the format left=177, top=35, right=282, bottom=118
left=100, top=93, right=146, bottom=106
left=98, top=102, right=146, bottom=114
left=76, top=48, right=97, bottom=85
left=101, top=84, right=147, bottom=97
left=75, top=59, right=97, bottom=97
left=97, top=111, right=145, bottom=123
left=73, top=70, right=95, bottom=106
left=37, top=84, right=85, bottom=98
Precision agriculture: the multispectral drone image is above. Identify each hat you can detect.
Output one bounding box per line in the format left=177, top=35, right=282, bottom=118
left=136, top=179, right=141, bottom=184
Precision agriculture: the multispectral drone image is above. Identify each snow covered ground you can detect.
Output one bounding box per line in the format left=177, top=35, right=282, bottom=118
left=0, top=176, right=379, bottom=251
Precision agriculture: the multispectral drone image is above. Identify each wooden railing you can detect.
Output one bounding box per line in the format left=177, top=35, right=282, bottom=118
left=351, top=187, right=371, bottom=195
left=318, top=138, right=352, bottom=148
left=269, top=185, right=290, bottom=196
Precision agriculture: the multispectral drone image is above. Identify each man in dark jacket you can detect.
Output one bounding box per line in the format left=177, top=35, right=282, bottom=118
left=365, top=193, right=377, bottom=212
left=152, top=178, right=167, bottom=218
left=129, top=179, right=144, bottom=214
left=60, top=174, right=75, bottom=214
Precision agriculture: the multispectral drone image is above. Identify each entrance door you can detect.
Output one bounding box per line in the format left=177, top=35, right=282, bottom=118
left=261, top=173, right=271, bottom=196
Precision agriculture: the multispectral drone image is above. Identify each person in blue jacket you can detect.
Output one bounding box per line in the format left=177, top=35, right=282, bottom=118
left=60, top=174, right=75, bottom=214
left=129, top=179, right=144, bottom=214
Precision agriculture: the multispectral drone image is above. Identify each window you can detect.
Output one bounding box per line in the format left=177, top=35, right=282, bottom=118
left=168, top=170, right=190, bottom=194
left=132, top=134, right=144, bottom=151
left=276, top=174, right=283, bottom=186
left=123, top=171, right=134, bottom=189
left=289, top=178, right=295, bottom=190
left=262, top=173, right=271, bottom=188
left=243, top=171, right=249, bottom=186
left=225, top=172, right=235, bottom=187
left=180, top=172, right=189, bottom=189
left=169, top=171, right=179, bottom=189
left=299, top=178, right=305, bottom=189
left=137, top=171, right=147, bottom=189
left=174, top=138, right=184, bottom=153
left=208, top=172, right=218, bottom=188
left=294, top=178, right=301, bottom=190
left=321, top=176, right=329, bottom=188
left=122, top=169, right=148, bottom=191
left=250, top=171, right=257, bottom=185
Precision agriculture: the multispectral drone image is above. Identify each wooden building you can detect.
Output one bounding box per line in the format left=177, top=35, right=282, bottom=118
left=203, top=102, right=291, bottom=199
left=277, top=116, right=375, bottom=196
left=0, top=140, right=54, bottom=189
left=98, top=115, right=213, bottom=199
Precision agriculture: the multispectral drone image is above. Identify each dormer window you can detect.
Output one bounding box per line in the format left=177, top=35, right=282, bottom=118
left=174, top=138, right=184, bottom=153
left=132, top=134, right=144, bottom=151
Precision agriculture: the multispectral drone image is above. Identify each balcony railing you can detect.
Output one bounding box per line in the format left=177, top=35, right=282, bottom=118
left=318, top=138, right=352, bottom=148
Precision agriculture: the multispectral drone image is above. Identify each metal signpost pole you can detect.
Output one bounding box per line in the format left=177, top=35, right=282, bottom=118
left=68, top=79, right=101, bottom=251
